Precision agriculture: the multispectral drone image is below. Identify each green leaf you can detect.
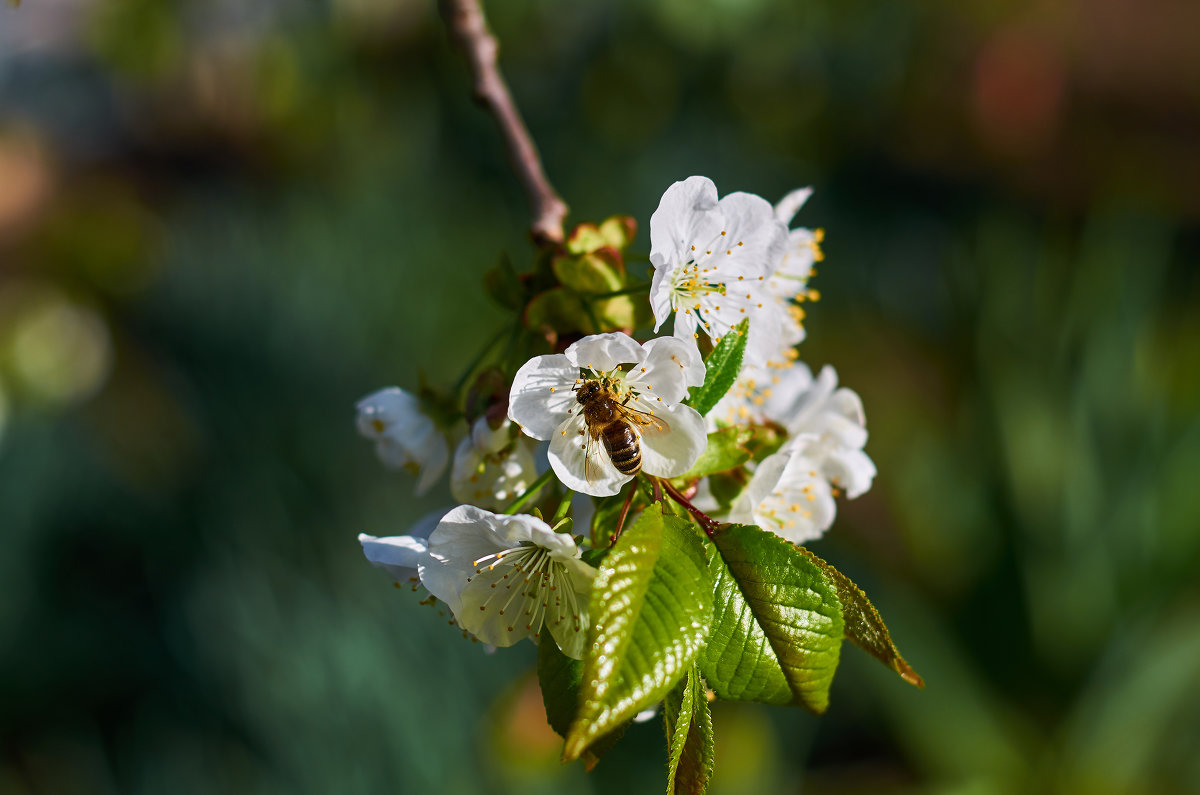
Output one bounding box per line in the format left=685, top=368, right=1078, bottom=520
left=539, top=625, right=584, bottom=739
left=700, top=524, right=844, bottom=713
left=664, top=663, right=715, bottom=795
left=564, top=505, right=712, bottom=760
left=686, top=319, right=749, bottom=417
left=677, top=427, right=755, bottom=480
left=537, top=625, right=628, bottom=768
left=804, top=552, right=925, bottom=689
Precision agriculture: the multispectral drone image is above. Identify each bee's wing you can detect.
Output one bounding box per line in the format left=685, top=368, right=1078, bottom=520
left=583, top=426, right=607, bottom=485
left=616, top=401, right=671, bottom=437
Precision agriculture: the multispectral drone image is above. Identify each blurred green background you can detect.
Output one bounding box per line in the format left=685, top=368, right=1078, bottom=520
left=2, top=0, right=1198, bottom=793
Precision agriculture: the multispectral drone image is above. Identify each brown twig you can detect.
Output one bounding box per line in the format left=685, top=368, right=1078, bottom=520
left=438, top=0, right=569, bottom=246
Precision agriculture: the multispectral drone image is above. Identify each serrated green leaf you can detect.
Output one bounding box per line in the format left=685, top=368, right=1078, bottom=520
left=665, top=663, right=714, bottom=795
left=700, top=524, right=844, bottom=713
left=537, top=625, right=628, bottom=768
left=539, top=625, right=584, bottom=738
left=564, top=505, right=712, bottom=760
left=687, top=319, right=749, bottom=417
left=677, top=427, right=755, bottom=480
left=804, top=551, right=925, bottom=689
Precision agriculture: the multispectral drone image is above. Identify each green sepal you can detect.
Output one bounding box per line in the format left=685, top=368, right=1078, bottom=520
left=553, top=248, right=625, bottom=295
left=564, top=505, right=712, bottom=760
left=664, top=662, right=715, bottom=795
left=686, top=319, right=749, bottom=417
left=700, top=523, right=844, bottom=713
left=567, top=215, right=637, bottom=255
left=524, top=286, right=592, bottom=334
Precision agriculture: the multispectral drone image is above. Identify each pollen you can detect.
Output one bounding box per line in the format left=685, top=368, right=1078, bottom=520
left=549, top=387, right=555, bottom=392
left=737, top=241, right=743, bottom=246
left=737, top=275, right=744, bottom=281
left=726, top=250, right=731, bottom=255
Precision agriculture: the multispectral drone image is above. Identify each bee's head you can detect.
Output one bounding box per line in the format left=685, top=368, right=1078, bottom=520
left=575, top=379, right=602, bottom=403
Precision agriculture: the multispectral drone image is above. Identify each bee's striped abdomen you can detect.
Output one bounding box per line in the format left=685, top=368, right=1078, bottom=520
left=602, top=423, right=641, bottom=476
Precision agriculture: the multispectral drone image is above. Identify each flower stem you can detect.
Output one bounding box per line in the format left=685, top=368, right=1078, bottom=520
left=551, top=488, right=574, bottom=524
left=503, top=469, right=554, bottom=515
left=453, top=325, right=509, bottom=395
left=658, top=477, right=720, bottom=537
left=609, top=481, right=637, bottom=547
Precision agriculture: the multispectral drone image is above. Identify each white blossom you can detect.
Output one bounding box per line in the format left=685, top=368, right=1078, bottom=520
left=729, top=448, right=836, bottom=545
left=357, top=510, right=442, bottom=587
left=356, top=387, right=449, bottom=495
left=774, top=364, right=876, bottom=499
left=648, top=176, right=788, bottom=367
left=450, top=416, right=537, bottom=511
left=507, top=333, right=707, bottom=497
left=418, top=505, right=595, bottom=659
left=724, top=363, right=875, bottom=543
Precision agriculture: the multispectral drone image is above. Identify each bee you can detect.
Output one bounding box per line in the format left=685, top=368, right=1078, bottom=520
left=573, top=379, right=669, bottom=482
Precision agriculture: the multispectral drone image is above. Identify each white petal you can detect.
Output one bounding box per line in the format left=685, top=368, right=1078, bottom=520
left=774, top=187, right=813, bottom=225
left=455, top=562, right=538, bottom=648
left=492, top=512, right=580, bottom=560
left=638, top=403, right=707, bottom=478
left=715, top=191, right=788, bottom=278
left=427, top=505, right=511, bottom=570
left=649, top=260, right=674, bottom=331
left=414, top=432, right=449, bottom=495
left=564, top=332, right=644, bottom=373
left=546, top=577, right=590, bottom=660
left=822, top=447, right=876, bottom=499
left=761, top=362, right=815, bottom=426
left=634, top=336, right=706, bottom=402
left=508, top=353, right=578, bottom=440
left=548, top=414, right=628, bottom=497
left=356, top=387, right=422, bottom=438
left=358, top=532, right=430, bottom=582
left=649, top=176, right=721, bottom=269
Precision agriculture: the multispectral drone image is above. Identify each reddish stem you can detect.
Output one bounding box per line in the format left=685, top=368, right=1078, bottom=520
left=609, top=481, right=637, bottom=547
left=658, top=478, right=720, bottom=537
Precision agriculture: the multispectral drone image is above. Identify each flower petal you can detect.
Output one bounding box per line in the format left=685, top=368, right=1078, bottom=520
left=508, top=353, right=578, bottom=440
left=715, top=191, right=788, bottom=278
left=359, top=532, right=431, bottom=582
left=548, top=414, right=627, bottom=497
left=564, top=332, right=644, bottom=373
left=414, top=432, right=449, bottom=495
left=774, top=186, right=813, bottom=225
left=545, top=577, right=590, bottom=660
left=649, top=176, right=721, bottom=269
left=634, top=336, right=706, bottom=402
left=638, top=402, right=706, bottom=478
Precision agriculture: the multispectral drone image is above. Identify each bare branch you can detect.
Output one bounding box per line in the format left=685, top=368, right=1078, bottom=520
left=438, top=0, right=569, bottom=246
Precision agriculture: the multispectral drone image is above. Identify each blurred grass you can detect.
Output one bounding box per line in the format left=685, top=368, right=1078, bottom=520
left=1, top=0, right=1198, bottom=792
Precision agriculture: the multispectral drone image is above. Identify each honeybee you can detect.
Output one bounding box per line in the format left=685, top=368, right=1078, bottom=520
left=573, top=380, right=669, bottom=482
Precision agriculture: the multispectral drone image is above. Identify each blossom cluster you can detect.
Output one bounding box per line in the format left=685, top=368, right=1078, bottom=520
left=354, top=176, right=876, bottom=660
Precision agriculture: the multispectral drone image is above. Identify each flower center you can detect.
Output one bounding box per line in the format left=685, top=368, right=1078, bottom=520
left=669, top=261, right=726, bottom=315
left=472, top=544, right=584, bottom=635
